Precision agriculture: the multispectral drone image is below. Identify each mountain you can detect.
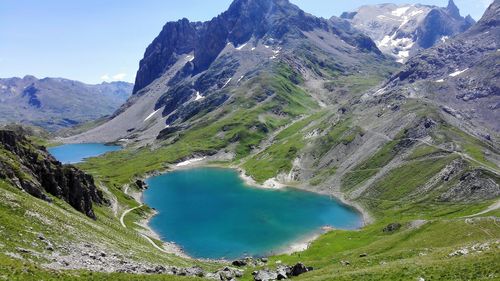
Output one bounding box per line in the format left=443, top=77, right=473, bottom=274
left=0, top=130, right=105, bottom=218
left=66, top=0, right=395, bottom=144
left=340, top=0, right=475, bottom=63
left=377, top=0, right=499, bottom=133
left=0, top=76, right=133, bottom=131
left=2, top=0, right=499, bottom=280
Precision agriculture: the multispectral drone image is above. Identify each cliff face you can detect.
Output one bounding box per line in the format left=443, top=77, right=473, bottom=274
left=0, top=130, right=106, bottom=219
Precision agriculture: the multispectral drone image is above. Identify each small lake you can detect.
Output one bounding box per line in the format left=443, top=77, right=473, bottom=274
left=48, top=143, right=122, bottom=164
left=144, top=167, right=362, bottom=259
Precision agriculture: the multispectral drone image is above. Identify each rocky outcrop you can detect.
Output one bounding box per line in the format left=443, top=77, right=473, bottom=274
left=253, top=263, right=313, bottom=280
left=439, top=170, right=500, bottom=202
left=0, top=130, right=106, bottom=219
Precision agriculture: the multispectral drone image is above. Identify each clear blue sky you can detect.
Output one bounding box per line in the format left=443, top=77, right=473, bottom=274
left=0, top=0, right=492, bottom=84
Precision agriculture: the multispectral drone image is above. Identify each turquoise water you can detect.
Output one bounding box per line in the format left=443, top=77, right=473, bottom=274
left=48, top=143, right=122, bottom=164
left=144, top=167, right=362, bottom=259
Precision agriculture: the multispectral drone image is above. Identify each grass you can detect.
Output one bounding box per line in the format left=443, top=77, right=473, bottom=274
left=341, top=140, right=399, bottom=192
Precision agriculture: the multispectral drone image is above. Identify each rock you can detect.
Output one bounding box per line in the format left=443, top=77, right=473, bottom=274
left=185, top=266, right=205, bottom=277
left=135, top=179, right=148, bottom=190
left=0, top=130, right=107, bottom=219
left=46, top=245, right=54, bottom=251
left=217, top=267, right=243, bottom=280
left=232, top=259, right=248, bottom=267
left=37, top=233, right=46, bottom=241
left=254, top=269, right=278, bottom=281
left=340, top=260, right=350, bottom=266
left=16, top=247, right=31, bottom=254
left=383, top=223, right=402, bottom=233
left=359, top=253, right=368, bottom=257
left=290, top=262, right=310, bottom=276
left=260, top=257, right=269, bottom=263
left=276, top=265, right=290, bottom=280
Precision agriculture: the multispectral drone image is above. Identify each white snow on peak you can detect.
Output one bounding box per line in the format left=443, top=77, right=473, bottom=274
left=396, top=50, right=410, bottom=63
left=449, top=68, right=469, bottom=77
left=440, top=36, right=449, bottom=43
left=391, top=6, right=411, bottom=17
left=144, top=109, right=160, bottom=122
left=435, top=79, right=445, bottom=83
left=408, top=9, right=424, bottom=17
left=185, top=55, right=195, bottom=62
left=236, top=43, right=248, bottom=50
left=222, top=78, right=232, bottom=88
left=195, top=91, right=204, bottom=101
left=237, top=75, right=245, bottom=83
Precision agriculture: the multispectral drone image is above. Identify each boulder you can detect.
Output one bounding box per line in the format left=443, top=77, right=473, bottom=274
left=290, top=262, right=309, bottom=276
left=383, top=223, right=402, bottom=233
left=254, top=269, right=278, bottom=281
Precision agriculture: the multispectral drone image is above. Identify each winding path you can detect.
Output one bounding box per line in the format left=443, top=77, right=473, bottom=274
left=139, top=233, right=168, bottom=253
left=119, top=204, right=143, bottom=228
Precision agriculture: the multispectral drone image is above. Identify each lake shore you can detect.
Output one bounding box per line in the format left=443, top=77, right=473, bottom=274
left=132, top=157, right=372, bottom=260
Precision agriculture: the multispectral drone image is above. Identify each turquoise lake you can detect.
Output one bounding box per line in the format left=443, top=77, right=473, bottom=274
left=48, top=143, right=122, bottom=164
left=144, top=167, right=362, bottom=259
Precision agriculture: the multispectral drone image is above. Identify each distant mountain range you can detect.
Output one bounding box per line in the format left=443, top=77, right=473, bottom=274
left=340, top=0, right=475, bottom=62
left=0, top=76, right=133, bottom=131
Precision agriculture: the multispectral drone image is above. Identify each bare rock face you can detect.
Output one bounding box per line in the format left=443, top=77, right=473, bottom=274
left=0, top=130, right=106, bottom=219
left=439, top=170, right=500, bottom=202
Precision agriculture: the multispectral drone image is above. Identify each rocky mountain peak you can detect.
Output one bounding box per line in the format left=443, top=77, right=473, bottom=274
left=446, top=0, right=461, bottom=18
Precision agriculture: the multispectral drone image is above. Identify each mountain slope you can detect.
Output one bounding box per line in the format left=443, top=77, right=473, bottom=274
left=340, top=0, right=475, bottom=63
left=0, top=76, right=133, bottom=131
left=65, top=0, right=395, bottom=144
left=377, top=0, right=499, bottom=133
left=3, top=0, right=499, bottom=280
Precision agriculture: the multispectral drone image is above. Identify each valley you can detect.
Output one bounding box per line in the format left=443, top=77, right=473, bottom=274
left=0, top=0, right=498, bottom=280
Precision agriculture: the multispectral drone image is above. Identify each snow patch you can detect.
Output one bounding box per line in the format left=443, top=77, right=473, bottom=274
left=449, top=68, right=468, bottom=77
left=222, top=78, right=232, bottom=88
left=408, top=9, right=424, bottom=17
left=440, top=36, right=449, bottom=43
left=185, top=55, right=195, bottom=62
left=251, top=47, right=256, bottom=51
left=176, top=157, right=205, bottom=167
left=144, top=109, right=160, bottom=122
left=237, top=75, right=244, bottom=83
left=0, top=84, right=6, bottom=90
left=194, top=91, right=204, bottom=101
left=396, top=50, right=410, bottom=63
left=435, top=79, right=445, bottom=83
left=235, top=43, right=247, bottom=50
left=391, top=6, right=411, bottom=17
left=264, top=45, right=270, bottom=49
